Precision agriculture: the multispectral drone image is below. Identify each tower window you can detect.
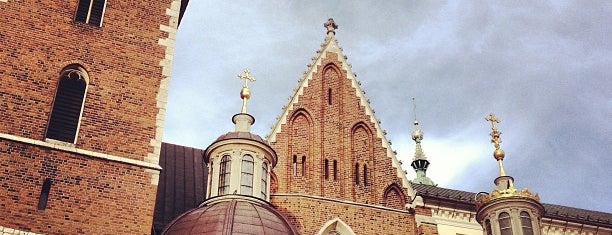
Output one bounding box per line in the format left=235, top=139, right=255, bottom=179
left=520, top=211, right=534, bottom=235
left=37, top=178, right=52, bottom=210
left=333, top=160, right=337, bottom=181
left=74, top=0, right=107, bottom=27
left=240, top=155, right=254, bottom=195
left=261, top=162, right=268, bottom=199
left=292, top=155, right=297, bottom=177
left=355, top=163, right=359, bottom=185
left=218, top=155, right=231, bottom=195
left=324, top=159, right=329, bottom=180
left=363, top=164, right=367, bottom=186
left=46, top=65, right=88, bottom=144
left=484, top=219, right=492, bottom=235
left=301, top=156, right=306, bottom=177
left=499, top=212, right=513, bottom=235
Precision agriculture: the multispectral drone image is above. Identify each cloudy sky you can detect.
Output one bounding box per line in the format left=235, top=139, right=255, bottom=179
left=163, top=1, right=611, bottom=212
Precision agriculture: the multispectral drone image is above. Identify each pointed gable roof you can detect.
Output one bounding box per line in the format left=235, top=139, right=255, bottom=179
left=266, top=23, right=415, bottom=198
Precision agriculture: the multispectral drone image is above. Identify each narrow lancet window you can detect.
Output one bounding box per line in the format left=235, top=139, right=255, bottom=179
left=363, top=164, right=367, bottom=186
left=324, top=159, right=329, bottom=180
left=218, top=155, right=231, bottom=195
left=46, top=65, right=88, bottom=143
left=328, top=88, right=332, bottom=105
left=301, top=156, right=306, bottom=177
left=485, top=219, right=493, bottom=235
left=241, top=155, right=254, bottom=195
left=37, top=178, right=52, bottom=210
left=261, top=162, right=268, bottom=198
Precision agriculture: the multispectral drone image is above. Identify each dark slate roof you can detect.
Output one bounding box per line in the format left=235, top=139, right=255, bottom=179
left=162, top=196, right=299, bottom=235
left=153, top=143, right=208, bottom=235
left=413, top=184, right=612, bottom=228
left=178, top=0, right=189, bottom=27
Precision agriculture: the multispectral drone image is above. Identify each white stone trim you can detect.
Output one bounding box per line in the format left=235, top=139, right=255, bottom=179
left=146, top=0, right=182, bottom=186
left=0, top=133, right=161, bottom=170
left=265, top=35, right=414, bottom=197
left=0, top=225, right=42, bottom=235
left=0, top=0, right=7, bottom=3
left=316, top=217, right=357, bottom=235
left=271, top=193, right=410, bottom=214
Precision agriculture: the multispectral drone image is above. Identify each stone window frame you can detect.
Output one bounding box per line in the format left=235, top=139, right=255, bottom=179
left=74, top=0, right=108, bottom=27
left=45, top=64, right=89, bottom=146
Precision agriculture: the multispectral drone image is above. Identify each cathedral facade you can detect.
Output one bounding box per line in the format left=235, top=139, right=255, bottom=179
left=0, top=1, right=610, bottom=235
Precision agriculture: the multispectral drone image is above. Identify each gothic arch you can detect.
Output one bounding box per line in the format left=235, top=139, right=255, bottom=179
left=315, top=217, right=356, bottom=235
left=382, top=182, right=407, bottom=210
left=289, top=108, right=313, bottom=126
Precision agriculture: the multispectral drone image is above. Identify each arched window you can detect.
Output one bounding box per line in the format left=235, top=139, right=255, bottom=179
left=499, top=212, right=513, bottom=235
left=74, top=0, right=107, bottom=27
left=363, top=164, right=367, bottom=186
left=46, top=65, right=88, bottom=144
left=521, top=211, right=534, bottom=235
left=292, top=155, right=297, bottom=177
left=354, top=163, right=359, bottom=185
left=484, top=219, right=493, bottom=235
left=261, top=162, right=268, bottom=199
left=218, top=155, right=231, bottom=195
left=241, top=155, right=254, bottom=195
left=324, top=159, right=329, bottom=180
left=301, top=156, right=306, bottom=177
left=333, top=160, right=337, bottom=181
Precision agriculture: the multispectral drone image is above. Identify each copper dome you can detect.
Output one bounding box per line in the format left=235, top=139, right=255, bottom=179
left=162, top=196, right=299, bottom=235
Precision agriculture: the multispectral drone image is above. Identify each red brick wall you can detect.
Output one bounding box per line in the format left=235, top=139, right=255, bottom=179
left=0, top=1, right=169, bottom=160
left=0, top=140, right=157, bottom=234
left=270, top=52, right=408, bottom=205
left=272, top=196, right=415, bottom=235
left=0, top=1, right=173, bottom=234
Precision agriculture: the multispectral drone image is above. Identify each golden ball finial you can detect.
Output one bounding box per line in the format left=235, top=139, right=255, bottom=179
left=240, top=87, right=251, bottom=100
left=493, top=149, right=505, bottom=161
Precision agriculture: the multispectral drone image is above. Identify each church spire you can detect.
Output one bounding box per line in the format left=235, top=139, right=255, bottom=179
left=410, top=98, right=434, bottom=186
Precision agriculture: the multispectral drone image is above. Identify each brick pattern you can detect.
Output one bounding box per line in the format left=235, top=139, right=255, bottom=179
left=0, top=1, right=168, bottom=161
left=270, top=52, right=407, bottom=205
left=0, top=1, right=174, bottom=234
left=271, top=196, right=415, bottom=234
left=0, top=140, right=157, bottom=234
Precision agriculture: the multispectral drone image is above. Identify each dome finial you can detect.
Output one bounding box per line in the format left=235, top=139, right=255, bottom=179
left=237, top=68, right=256, bottom=113
left=410, top=98, right=434, bottom=186
left=485, top=112, right=507, bottom=176
left=324, top=18, right=338, bottom=36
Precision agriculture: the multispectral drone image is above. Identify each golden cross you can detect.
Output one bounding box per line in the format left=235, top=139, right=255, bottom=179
left=485, top=112, right=503, bottom=149
left=485, top=113, right=500, bottom=130
left=237, top=68, right=255, bottom=88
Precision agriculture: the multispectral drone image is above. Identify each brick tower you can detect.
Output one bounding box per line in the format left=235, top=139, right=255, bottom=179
left=0, top=1, right=186, bottom=234
left=267, top=18, right=419, bottom=234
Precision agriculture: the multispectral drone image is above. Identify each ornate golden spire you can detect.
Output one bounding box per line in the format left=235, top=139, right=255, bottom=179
left=324, top=18, right=338, bottom=36
left=237, top=68, right=255, bottom=113
left=485, top=112, right=507, bottom=177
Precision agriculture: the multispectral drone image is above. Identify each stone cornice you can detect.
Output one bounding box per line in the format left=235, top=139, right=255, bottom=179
left=0, top=133, right=161, bottom=170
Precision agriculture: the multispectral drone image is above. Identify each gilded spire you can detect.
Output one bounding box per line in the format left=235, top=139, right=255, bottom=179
left=237, top=68, right=255, bottom=113
left=411, top=98, right=424, bottom=158
left=485, top=113, right=508, bottom=177
left=324, top=18, right=338, bottom=36
left=476, top=113, right=540, bottom=209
